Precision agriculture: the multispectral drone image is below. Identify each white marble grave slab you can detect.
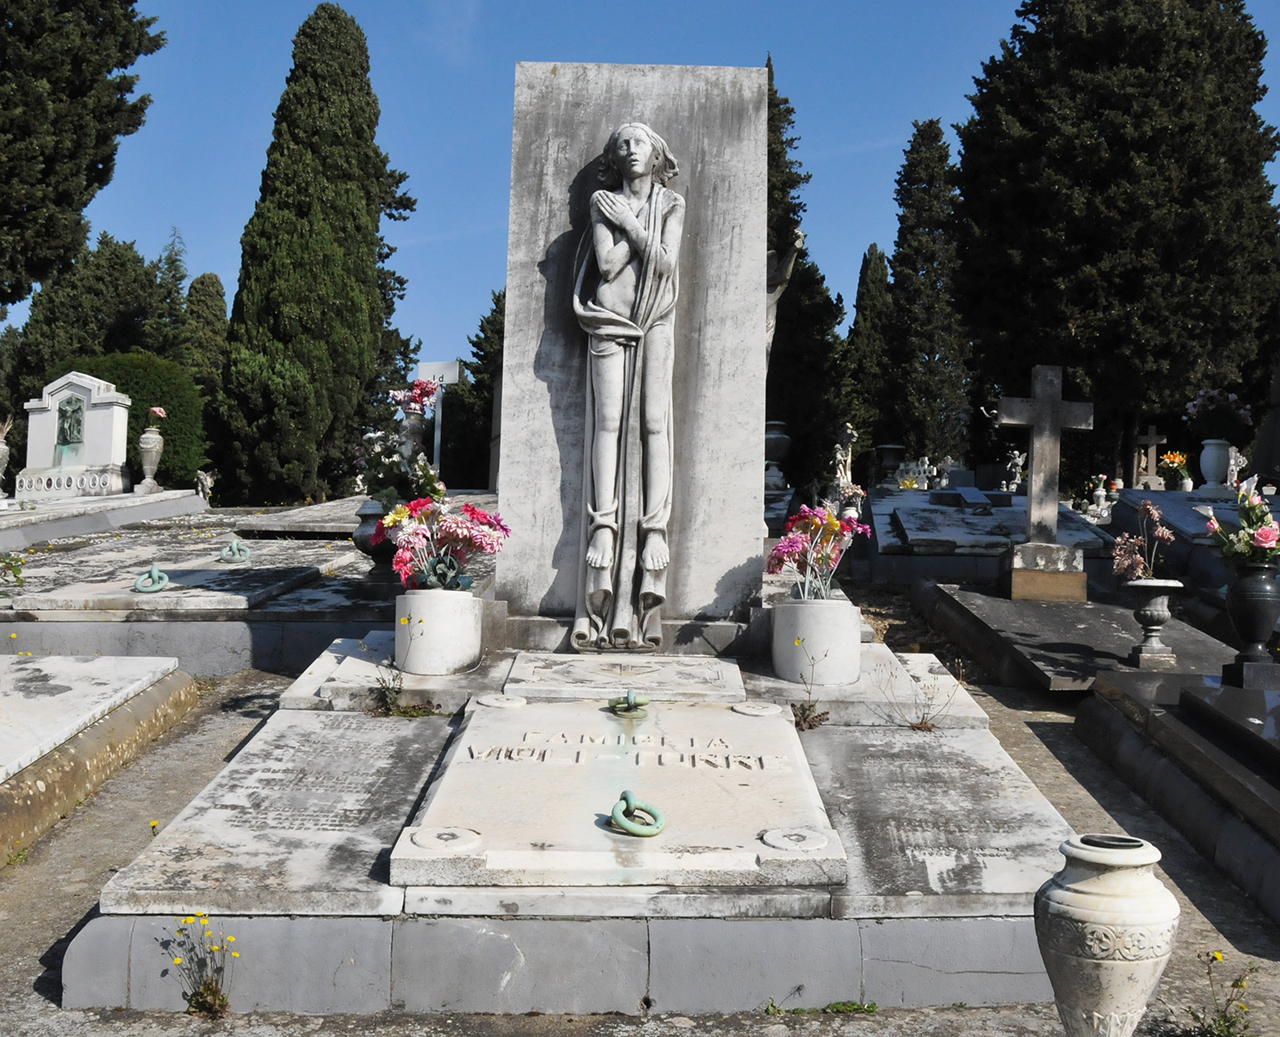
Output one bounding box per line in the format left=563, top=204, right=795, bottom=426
left=803, top=725, right=1074, bottom=918
left=390, top=699, right=846, bottom=887
left=0, top=655, right=178, bottom=781
left=741, top=644, right=990, bottom=728
left=11, top=542, right=360, bottom=611
left=891, top=501, right=1104, bottom=556
left=503, top=653, right=746, bottom=701
left=100, top=711, right=450, bottom=916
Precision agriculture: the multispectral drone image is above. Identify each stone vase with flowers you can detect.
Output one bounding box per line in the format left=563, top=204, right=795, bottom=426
left=1157, top=451, right=1193, bottom=493
left=372, top=494, right=511, bottom=675
left=1205, top=476, right=1280, bottom=671
left=1113, top=500, right=1181, bottom=669
left=767, top=504, right=871, bottom=685
left=1184, top=388, right=1253, bottom=489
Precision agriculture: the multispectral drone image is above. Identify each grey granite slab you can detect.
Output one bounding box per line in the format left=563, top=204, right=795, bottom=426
left=928, top=583, right=1235, bottom=691
left=503, top=652, right=746, bottom=701
left=10, top=541, right=362, bottom=610
left=1180, top=684, right=1280, bottom=771
left=391, top=698, right=846, bottom=887
left=0, top=655, right=178, bottom=781
left=100, top=711, right=452, bottom=915
left=802, top=725, right=1073, bottom=917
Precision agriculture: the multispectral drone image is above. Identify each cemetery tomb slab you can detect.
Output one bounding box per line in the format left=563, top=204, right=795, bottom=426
left=1180, top=685, right=1280, bottom=772
left=99, top=711, right=450, bottom=915
left=402, top=884, right=833, bottom=918
left=0, top=655, right=178, bottom=781
left=503, top=652, right=746, bottom=701
left=801, top=725, right=1073, bottom=917
left=390, top=699, right=846, bottom=887
left=10, top=540, right=361, bottom=611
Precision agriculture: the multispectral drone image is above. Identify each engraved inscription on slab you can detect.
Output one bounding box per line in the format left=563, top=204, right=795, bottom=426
left=390, top=700, right=846, bottom=888
left=100, top=711, right=449, bottom=916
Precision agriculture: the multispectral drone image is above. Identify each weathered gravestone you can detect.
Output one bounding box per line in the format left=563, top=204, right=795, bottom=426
left=15, top=371, right=131, bottom=499
left=494, top=62, right=766, bottom=653
left=996, top=365, right=1094, bottom=601
left=1135, top=425, right=1167, bottom=490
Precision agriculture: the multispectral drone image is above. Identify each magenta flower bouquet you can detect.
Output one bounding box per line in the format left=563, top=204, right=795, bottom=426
left=372, top=498, right=511, bottom=590
left=767, top=504, right=871, bottom=599
left=1206, top=476, right=1280, bottom=567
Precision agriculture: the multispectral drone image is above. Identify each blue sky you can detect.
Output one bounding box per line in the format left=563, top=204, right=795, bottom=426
left=9, top=1, right=1280, bottom=367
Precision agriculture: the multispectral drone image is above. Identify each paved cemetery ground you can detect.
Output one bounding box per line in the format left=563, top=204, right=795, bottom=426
left=1, top=587, right=1278, bottom=1035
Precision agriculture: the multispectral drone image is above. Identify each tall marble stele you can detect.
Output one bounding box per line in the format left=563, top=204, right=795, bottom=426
left=494, top=62, right=767, bottom=653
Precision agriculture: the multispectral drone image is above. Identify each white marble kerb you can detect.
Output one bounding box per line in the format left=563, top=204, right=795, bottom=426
left=503, top=652, right=745, bottom=701
left=390, top=698, right=847, bottom=888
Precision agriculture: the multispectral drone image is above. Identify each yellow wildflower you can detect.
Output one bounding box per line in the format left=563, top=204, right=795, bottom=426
left=1214, top=951, right=1224, bottom=961
left=794, top=637, right=802, bottom=646
left=184, top=917, right=195, bottom=924
left=212, top=945, right=220, bottom=951
left=227, top=936, right=235, bottom=942
left=400, top=616, right=408, bottom=625
left=231, top=951, right=240, bottom=958
left=200, top=918, right=209, bottom=925
left=172, top=957, right=182, bottom=965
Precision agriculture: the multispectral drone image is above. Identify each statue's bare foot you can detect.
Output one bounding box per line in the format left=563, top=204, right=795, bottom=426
left=641, top=531, right=669, bottom=571
left=586, top=527, right=615, bottom=569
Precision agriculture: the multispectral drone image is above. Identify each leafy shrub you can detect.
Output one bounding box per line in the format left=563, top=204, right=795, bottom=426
left=49, top=353, right=208, bottom=487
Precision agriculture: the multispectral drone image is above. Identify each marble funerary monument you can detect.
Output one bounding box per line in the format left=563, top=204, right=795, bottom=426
left=16, top=371, right=131, bottom=498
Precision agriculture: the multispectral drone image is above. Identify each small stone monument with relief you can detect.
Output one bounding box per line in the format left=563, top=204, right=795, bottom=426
left=15, top=371, right=131, bottom=499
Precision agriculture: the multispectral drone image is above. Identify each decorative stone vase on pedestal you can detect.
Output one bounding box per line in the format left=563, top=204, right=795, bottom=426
left=1224, top=563, right=1280, bottom=668
left=1123, top=579, right=1182, bottom=669
left=395, top=588, right=483, bottom=675
left=1035, top=834, right=1179, bottom=1037
left=353, top=499, right=397, bottom=564
left=134, top=426, right=163, bottom=494
left=771, top=598, right=861, bottom=685
left=1200, top=438, right=1232, bottom=489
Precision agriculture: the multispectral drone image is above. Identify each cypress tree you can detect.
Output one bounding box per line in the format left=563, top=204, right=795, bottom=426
left=184, top=272, right=229, bottom=398
left=955, top=0, right=1280, bottom=480
left=764, top=58, right=848, bottom=491
left=442, top=289, right=505, bottom=489
left=0, top=1, right=164, bottom=311
left=844, top=244, right=892, bottom=444
left=218, top=3, right=415, bottom=503
left=886, top=119, right=968, bottom=462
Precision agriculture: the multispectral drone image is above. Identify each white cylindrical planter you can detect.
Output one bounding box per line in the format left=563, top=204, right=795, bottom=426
left=1199, top=438, right=1231, bottom=488
left=770, top=598, right=861, bottom=685
left=395, top=589, right=483, bottom=675
left=1035, top=834, right=1180, bottom=1037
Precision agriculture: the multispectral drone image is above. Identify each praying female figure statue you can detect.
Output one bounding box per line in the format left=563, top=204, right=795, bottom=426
left=571, top=122, right=686, bottom=650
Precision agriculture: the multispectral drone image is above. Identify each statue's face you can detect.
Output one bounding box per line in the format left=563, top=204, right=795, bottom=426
left=614, top=126, right=657, bottom=178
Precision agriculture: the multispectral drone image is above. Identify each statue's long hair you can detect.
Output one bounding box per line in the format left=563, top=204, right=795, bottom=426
left=597, top=123, right=679, bottom=189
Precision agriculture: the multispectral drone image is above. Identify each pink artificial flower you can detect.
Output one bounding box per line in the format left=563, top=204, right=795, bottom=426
left=149, top=406, right=167, bottom=419
left=1206, top=517, right=1220, bottom=533
left=1250, top=495, right=1265, bottom=506
left=1253, top=526, right=1279, bottom=550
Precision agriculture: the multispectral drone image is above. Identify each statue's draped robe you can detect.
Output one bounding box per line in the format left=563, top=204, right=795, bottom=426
left=571, top=184, right=681, bottom=649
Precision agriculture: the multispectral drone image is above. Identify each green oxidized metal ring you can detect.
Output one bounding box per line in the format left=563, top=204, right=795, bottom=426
left=220, top=539, right=251, bottom=563
left=611, top=789, right=665, bottom=837
left=133, top=563, right=170, bottom=593
left=608, top=689, right=650, bottom=718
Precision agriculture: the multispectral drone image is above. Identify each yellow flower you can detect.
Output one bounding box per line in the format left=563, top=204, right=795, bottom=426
left=212, top=945, right=220, bottom=951
left=172, top=957, right=183, bottom=965
left=200, top=918, right=209, bottom=925
left=794, top=637, right=802, bottom=646
left=150, top=820, right=158, bottom=829
left=1214, top=951, right=1224, bottom=961
left=231, top=951, right=240, bottom=958
left=400, top=616, right=408, bottom=625
left=184, top=917, right=195, bottom=924
left=226, top=936, right=235, bottom=942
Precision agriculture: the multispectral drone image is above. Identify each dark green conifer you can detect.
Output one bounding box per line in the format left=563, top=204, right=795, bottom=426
left=886, top=120, right=968, bottom=462
left=218, top=3, right=415, bottom=503
left=184, top=273, right=229, bottom=398
left=844, top=245, right=892, bottom=444
left=442, top=289, right=505, bottom=490
left=0, top=1, right=164, bottom=311
left=955, top=0, right=1280, bottom=480
left=764, top=58, right=849, bottom=491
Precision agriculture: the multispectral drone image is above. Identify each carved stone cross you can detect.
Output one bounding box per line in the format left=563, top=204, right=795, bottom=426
left=996, top=366, right=1094, bottom=544
left=1137, top=425, right=1166, bottom=476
